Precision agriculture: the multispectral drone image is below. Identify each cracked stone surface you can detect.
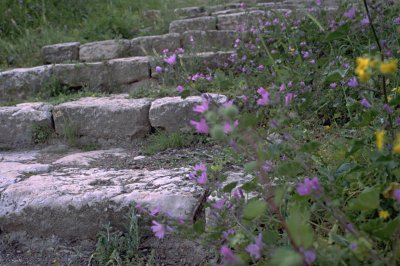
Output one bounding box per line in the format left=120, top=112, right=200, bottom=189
left=53, top=96, right=153, bottom=145
left=0, top=103, right=53, bottom=149
left=0, top=147, right=206, bottom=240
left=149, top=94, right=227, bottom=132
left=41, top=42, right=80, bottom=64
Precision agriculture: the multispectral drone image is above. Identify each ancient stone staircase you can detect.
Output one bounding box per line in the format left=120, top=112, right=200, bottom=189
left=0, top=0, right=339, bottom=264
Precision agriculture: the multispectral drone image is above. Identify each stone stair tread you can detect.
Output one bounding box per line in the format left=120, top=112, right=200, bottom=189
left=0, top=147, right=202, bottom=239
left=0, top=92, right=230, bottom=148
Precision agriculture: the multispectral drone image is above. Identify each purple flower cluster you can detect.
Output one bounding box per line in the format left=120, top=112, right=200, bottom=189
left=245, top=233, right=264, bottom=260
left=297, top=177, right=321, bottom=196
left=189, top=163, right=208, bottom=185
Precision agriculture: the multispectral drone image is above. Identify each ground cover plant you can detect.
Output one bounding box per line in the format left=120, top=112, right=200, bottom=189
left=140, top=1, right=400, bottom=265
left=0, top=0, right=236, bottom=69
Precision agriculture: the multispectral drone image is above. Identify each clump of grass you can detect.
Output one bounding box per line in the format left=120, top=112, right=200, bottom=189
left=31, top=123, right=54, bottom=144
left=0, top=0, right=237, bottom=69
left=90, top=206, right=156, bottom=266
left=129, top=86, right=176, bottom=99
left=144, top=130, right=207, bottom=155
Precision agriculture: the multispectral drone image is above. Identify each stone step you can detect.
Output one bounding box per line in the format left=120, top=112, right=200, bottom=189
left=39, top=2, right=297, bottom=64
left=0, top=93, right=227, bottom=149
left=0, top=148, right=202, bottom=240
left=0, top=145, right=249, bottom=244
left=0, top=52, right=233, bottom=102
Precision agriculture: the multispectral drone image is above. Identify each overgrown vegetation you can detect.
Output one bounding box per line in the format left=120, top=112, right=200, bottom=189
left=91, top=207, right=156, bottom=266
left=143, top=1, right=400, bottom=265
left=144, top=130, right=208, bottom=155
left=0, top=0, right=235, bottom=69
left=31, top=123, right=54, bottom=144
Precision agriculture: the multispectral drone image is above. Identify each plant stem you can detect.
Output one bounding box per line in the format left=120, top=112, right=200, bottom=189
left=362, top=0, right=394, bottom=137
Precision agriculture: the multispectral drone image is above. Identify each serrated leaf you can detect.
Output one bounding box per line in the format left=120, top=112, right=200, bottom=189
left=277, top=161, right=302, bottom=176
left=287, top=208, right=314, bottom=248
left=242, top=199, right=267, bottom=220
left=222, top=182, right=238, bottom=193
left=270, top=248, right=303, bottom=266
left=241, top=179, right=258, bottom=192
left=300, top=141, right=321, bottom=154
left=348, top=187, right=380, bottom=211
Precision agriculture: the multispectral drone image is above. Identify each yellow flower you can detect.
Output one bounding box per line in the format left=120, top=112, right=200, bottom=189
left=379, top=59, right=398, bottom=75
left=356, top=69, right=371, bottom=83
left=387, top=95, right=393, bottom=102
left=356, top=57, right=370, bottom=70
left=392, top=87, right=400, bottom=94
left=355, top=57, right=373, bottom=82
left=379, top=210, right=390, bottom=220
left=375, top=130, right=385, bottom=151
left=393, top=134, right=400, bottom=154
left=289, top=48, right=296, bottom=55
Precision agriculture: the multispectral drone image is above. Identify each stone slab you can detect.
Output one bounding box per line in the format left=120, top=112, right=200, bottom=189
left=182, top=30, right=238, bottom=52
left=52, top=56, right=151, bottom=91
left=0, top=167, right=201, bottom=239
left=0, top=103, right=53, bottom=149
left=217, top=10, right=266, bottom=30
left=53, top=96, right=152, bottom=143
left=130, top=33, right=181, bottom=56
left=79, top=40, right=131, bottom=62
left=41, top=42, right=80, bottom=64
left=0, top=66, right=52, bottom=102
left=169, top=16, right=217, bottom=33
left=149, top=94, right=227, bottom=132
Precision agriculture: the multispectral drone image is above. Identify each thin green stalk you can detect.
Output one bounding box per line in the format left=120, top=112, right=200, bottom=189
left=362, top=0, right=394, bottom=138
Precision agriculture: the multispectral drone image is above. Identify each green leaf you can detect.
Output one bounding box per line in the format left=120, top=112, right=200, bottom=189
left=277, top=161, right=302, bottom=176
left=348, top=187, right=380, bottom=211
left=300, top=141, right=321, bottom=154
left=324, top=71, right=343, bottom=84
left=244, top=161, right=257, bottom=173
left=306, top=13, right=325, bottom=32
left=270, top=248, right=303, bottom=266
left=222, top=182, right=238, bottom=193
left=346, top=140, right=365, bottom=157
left=373, top=217, right=400, bottom=240
left=335, top=162, right=357, bottom=175
left=241, top=179, right=258, bottom=192
left=193, top=219, right=205, bottom=234
left=239, top=113, right=260, bottom=128
left=362, top=217, right=400, bottom=240
left=325, top=23, right=350, bottom=41
left=287, top=208, right=314, bottom=248
left=242, top=199, right=267, bottom=220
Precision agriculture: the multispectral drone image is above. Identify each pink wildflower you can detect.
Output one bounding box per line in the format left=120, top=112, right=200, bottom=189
left=164, top=54, right=177, bottom=65
left=151, top=221, right=166, bottom=239
left=190, top=119, right=209, bottom=134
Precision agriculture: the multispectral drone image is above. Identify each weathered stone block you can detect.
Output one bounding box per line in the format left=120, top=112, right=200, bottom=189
left=0, top=66, right=52, bottom=102
left=53, top=96, right=152, bottom=142
left=0, top=103, right=53, bottom=149
left=130, top=33, right=181, bottom=56
left=79, top=40, right=130, bottom=62
left=169, top=16, right=217, bottom=33
left=174, top=6, right=206, bottom=18
left=149, top=94, right=227, bottom=132
left=52, top=57, right=151, bottom=91
left=182, top=30, right=238, bottom=51
left=41, top=42, right=80, bottom=64
left=0, top=166, right=200, bottom=239
left=179, top=51, right=235, bottom=70
left=217, top=10, right=266, bottom=30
